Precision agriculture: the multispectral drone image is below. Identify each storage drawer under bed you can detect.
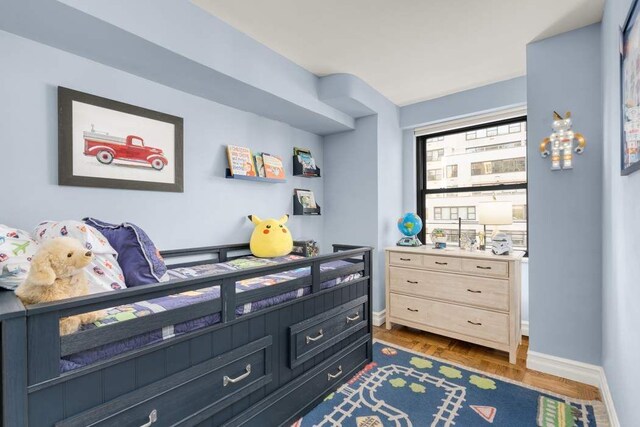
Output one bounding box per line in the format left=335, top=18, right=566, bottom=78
left=289, top=296, right=368, bottom=368
left=56, top=336, right=273, bottom=427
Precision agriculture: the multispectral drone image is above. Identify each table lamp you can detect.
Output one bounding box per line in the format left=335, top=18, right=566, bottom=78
left=478, top=200, right=513, bottom=250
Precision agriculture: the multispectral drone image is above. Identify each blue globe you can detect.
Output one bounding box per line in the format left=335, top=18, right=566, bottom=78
left=397, top=213, right=423, bottom=237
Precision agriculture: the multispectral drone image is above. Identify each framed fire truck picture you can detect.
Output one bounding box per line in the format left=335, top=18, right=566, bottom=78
left=58, top=87, right=184, bottom=192
left=621, top=0, right=640, bottom=176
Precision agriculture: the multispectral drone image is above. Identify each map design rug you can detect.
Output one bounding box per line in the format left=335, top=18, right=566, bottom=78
left=294, top=340, right=608, bottom=427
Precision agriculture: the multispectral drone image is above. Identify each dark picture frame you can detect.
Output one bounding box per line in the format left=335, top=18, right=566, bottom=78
left=58, top=87, right=184, bottom=191
left=621, top=0, right=640, bottom=176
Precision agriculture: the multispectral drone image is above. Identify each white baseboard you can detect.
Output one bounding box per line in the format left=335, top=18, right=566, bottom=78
left=521, top=320, right=529, bottom=336
left=527, top=351, right=619, bottom=426
left=372, top=309, right=386, bottom=327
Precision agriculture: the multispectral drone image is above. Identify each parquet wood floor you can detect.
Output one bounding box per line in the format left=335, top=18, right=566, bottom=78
left=373, top=324, right=601, bottom=401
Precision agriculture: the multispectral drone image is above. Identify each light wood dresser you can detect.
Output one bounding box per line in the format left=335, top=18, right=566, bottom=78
left=385, top=246, right=524, bottom=363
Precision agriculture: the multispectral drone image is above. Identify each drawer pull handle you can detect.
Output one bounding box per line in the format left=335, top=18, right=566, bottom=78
left=466, top=289, right=482, bottom=294
left=435, top=261, right=448, bottom=265
left=306, top=329, right=324, bottom=344
left=407, top=308, right=419, bottom=312
left=327, top=365, right=343, bottom=381
left=223, top=364, right=252, bottom=387
left=399, top=257, right=412, bottom=261
left=406, top=280, right=419, bottom=284
left=467, top=320, right=482, bottom=326
left=476, top=265, right=492, bottom=270
left=346, top=313, right=360, bottom=323
left=140, top=409, right=158, bottom=427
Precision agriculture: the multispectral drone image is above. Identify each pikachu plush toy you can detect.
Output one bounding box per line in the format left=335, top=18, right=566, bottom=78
left=248, top=214, right=293, bottom=258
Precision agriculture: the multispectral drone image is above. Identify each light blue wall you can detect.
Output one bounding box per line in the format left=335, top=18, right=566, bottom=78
left=526, top=24, right=603, bottom=364
left=602, top=0, right=640, bottom=424
left=0, top=30, right=324, bottom=249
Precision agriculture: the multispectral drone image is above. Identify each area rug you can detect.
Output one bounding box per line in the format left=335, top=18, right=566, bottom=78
left=294, top=340, right=608, bottom=427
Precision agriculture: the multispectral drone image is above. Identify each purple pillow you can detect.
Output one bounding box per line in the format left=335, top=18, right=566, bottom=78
left=83, top=218, right=167, bottom=287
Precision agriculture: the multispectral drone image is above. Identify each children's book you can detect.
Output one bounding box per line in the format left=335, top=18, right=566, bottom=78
left=262, top=153, right=286, bottom=180
left=227, top=145, right=256, bottom=176
left=294, top=147, right=317, bottom=171
left=254, top=153, right=265, bottom=177
left=295, top=189, right=317, bottom=208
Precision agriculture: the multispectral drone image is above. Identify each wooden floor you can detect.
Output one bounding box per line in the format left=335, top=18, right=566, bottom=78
left=374, top=324, right=601, bottom=401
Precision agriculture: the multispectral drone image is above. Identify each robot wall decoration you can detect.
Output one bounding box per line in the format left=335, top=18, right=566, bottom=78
left=539, top=111, right=586, bottom=170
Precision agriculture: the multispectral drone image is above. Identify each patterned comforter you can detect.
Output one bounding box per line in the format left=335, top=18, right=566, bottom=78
left=61, top=255, right=361, bottom=372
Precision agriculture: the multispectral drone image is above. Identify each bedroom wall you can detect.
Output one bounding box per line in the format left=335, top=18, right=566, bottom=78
left=0, top=30, right=324, bottom=250
left=601, top=0, right=640, bottom=424
left=526, top=23, right=603, bottom=365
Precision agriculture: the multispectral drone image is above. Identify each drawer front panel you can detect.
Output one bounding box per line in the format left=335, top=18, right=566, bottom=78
left=389, top=267, right=509, bottom=311
left=58, top=337, right=272, bottom=427
left=422, top=255, right=461, bottom=272
left=390, top=293, right=509, bottom=344
left=290, top=296, right=368, bottom=368
left=461, top=258, right=509, bottom=278
left=389, top=252, right=423, bottom=267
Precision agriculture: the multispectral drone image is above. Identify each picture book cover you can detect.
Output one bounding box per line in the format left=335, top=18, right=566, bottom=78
left=227, top=145, right=256, bottom=176
left=254, top=153, right=265, bottom=177
left=294, top=147, right=317, bottom=171
left=262, top=153, right=286, bottom=180
left=295, top=189, right=317, bottom=208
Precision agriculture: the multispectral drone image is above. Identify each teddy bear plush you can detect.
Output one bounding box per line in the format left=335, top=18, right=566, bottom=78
left=15, top=237, right=105, bottom=335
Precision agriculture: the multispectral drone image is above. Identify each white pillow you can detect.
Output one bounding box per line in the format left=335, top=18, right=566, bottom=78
left=0, top=225, right=38, bottom=290
left=33, top=220, right=127, bottom=294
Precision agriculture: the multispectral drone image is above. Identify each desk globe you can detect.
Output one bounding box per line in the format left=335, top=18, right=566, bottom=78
left=396, top=213, right=423, bottom=247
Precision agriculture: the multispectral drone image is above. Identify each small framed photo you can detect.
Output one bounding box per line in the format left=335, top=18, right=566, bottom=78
left=58, top=87, right=184, bottom=192
left=621, top=0, right=640, bottom=175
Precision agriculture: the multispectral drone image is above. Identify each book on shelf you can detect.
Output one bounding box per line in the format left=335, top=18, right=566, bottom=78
left=294, top=147, right=317, bottom=172
left=254, top=153, right=265, bottom=177
left=227, top=145, right=257, bottom=177
left=262, top=153, right=286, bottom=180
left=295, top=189, right=317, bottom=209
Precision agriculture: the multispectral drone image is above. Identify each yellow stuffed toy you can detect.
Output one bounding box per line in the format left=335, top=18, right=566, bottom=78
left=248, top=214, right=293, bottom=258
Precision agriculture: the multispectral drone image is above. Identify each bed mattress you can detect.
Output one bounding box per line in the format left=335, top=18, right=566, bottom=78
left=61, top=255, right=361, bottom=372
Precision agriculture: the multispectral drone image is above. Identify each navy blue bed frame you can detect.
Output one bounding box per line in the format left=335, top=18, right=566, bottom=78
left=0, top=243, right=373, bottom=426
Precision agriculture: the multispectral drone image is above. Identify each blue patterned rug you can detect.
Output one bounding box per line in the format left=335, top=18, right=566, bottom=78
left=294, top=341, right=607, bottom=427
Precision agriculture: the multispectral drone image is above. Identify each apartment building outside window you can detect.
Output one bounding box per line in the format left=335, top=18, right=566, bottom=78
left=416, top=116, right=528, bottom=251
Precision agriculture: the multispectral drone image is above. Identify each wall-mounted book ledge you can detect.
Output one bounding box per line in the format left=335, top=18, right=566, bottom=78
left=293, top=194, right=321, bottom=215
left=225, top=168, right=287, bottom=183
left=293, top=156, right=321, bottom=177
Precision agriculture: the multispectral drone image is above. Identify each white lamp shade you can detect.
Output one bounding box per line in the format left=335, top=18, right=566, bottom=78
left=478, top=201, right=513, bottom=225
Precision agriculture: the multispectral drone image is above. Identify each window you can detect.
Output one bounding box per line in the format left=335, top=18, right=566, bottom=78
left=427, top=169, right=443, bottom=180
left=417, top=116, right=528, bottom=251
left=427, top=148, right=444, bottom=162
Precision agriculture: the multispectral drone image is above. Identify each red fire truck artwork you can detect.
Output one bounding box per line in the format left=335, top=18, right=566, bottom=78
left=83, top=127, right=169, bottom=171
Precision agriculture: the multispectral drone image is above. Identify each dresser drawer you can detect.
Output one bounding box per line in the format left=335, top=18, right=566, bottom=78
left=389, top=252, right=423, bottom=267
left=389, top=267, right=509, bottom=311
left=390, top=293, right=509, bottom=345
left=289, top=296, right=368, bottom=368
left=57, top=337, right=272, bottom=427
left=422, top=254, right=461, bottom=272
left=461, top=258, right=509, bottom=278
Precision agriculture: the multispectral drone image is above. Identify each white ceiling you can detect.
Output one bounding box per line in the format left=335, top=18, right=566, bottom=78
left=193, top=0, right=604, bottom=106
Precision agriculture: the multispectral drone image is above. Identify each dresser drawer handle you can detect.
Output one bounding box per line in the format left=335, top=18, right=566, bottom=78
left=476, top=265, right=492, bottom=270
left=435, top=261, right=448, bottom=266
left=223, top=364, right=251, bottom=387
left=466, top=289, right=482, bottom=294
left=327, top=365, right=343, bottom=381
left=346, top=313, right=360, bottom=323
left=306, top=329, right=324, bottom=344
left=140, top=409, right=158, bottom=427
left=467, top=320, right=482, bottom=326
left=406, top=280, right=419, bottom=284
left=407, top=308, right=419, bottom=312
left=399, top=257, right=412, bottom=261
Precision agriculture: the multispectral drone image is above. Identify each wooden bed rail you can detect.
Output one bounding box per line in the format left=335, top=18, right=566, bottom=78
left=12, top=245, right=372, bottom=386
